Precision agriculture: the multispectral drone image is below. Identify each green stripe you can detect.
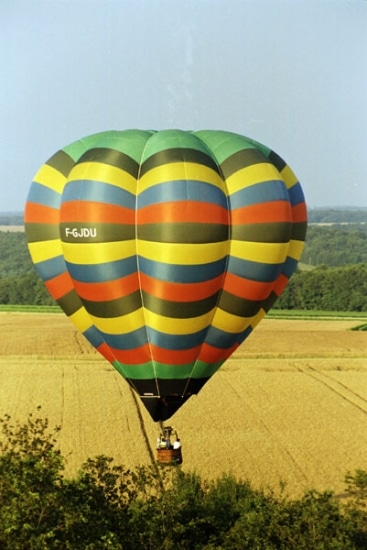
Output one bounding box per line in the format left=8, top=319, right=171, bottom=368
left=113, top=361, right=222, bottom=380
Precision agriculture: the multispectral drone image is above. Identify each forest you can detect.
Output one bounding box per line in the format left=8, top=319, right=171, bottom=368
left=1, top=209, right=367, bottom=311
left=1, top=410, right=367, bottom=549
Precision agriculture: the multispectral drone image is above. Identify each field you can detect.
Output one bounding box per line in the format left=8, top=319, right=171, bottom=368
left=0, top=311, right=367, bottom=498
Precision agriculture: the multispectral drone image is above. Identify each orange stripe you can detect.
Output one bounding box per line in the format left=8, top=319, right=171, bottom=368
left=137, top=201, right=228, bottom=224
left=73, top=273, right=140, bottom=301
left=44, top=271, right=74, bottom=300
left=109, top=344, right=153, bottom=365
left=273, top=273, right=289, bottom=297
left=108, top=344, right=202, bottom=365
left=61, top=201, right=135, bottom=224
left=291, top=202, right=307, bottom=223
left=96, top=342, right=119, bottom=363
left=231, top=201, right=291, bottom=224
left=139, top=272, right=224, bottom=302
left=198, top=342, right=238, bottom=363
left=223, top=272, right=273, bottom=301
left=150, top=344, right=201, bottom=365
left=24, top=203, right=60, bottom=224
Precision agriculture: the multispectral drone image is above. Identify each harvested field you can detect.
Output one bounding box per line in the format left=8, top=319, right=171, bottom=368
left=0, top=311, right=366, bottom=498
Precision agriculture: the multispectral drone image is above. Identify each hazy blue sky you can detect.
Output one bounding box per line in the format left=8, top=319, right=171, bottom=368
left=2, top=0, right=366, bottom=212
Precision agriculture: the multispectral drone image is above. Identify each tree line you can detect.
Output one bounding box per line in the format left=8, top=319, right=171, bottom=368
left=1, top=226, right=367, bottom=311
left=1, top=410, right=367, bottom=549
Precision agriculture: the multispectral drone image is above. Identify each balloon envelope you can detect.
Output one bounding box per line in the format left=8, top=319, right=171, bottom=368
left=24, top=129, right=307, bottom=421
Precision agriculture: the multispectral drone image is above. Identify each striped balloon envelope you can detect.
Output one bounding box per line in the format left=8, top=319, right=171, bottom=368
left=24, top=129, right=307, bottom=422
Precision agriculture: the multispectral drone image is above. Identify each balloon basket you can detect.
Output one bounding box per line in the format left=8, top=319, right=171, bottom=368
left=156, top=447, right=183, bottom=466
left=156, top=425, right=183, bottom=465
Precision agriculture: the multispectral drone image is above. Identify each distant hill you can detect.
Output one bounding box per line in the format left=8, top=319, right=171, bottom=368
left=0, top=212, right=24, bottom=227
left=307, top=207, right=367, bottom=224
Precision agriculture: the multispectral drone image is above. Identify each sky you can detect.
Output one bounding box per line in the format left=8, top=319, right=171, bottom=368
left=1, top=0, right=367, bottom=213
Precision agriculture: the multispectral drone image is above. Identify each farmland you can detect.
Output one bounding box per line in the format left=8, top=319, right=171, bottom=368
left=0, top=311, right=366, bottom=498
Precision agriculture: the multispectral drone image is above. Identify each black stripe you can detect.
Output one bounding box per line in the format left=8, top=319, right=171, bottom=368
left=25, top=223, right=60, bottom=243
left=60, top=223, right=135, bottom=243
left=46, top=150, right=75, bottom=178
left=77, top=148, right=140, bottom=178
left=262, top=290, right=279, bottom=312
left=141, top=291, right=219, bottom=318
left=82, top=290, right=142, bottom=318
left=138, top=223, right=229, bottom=243
left=57, top=289, right=83, bottom=316
left=220, top=148, right=267, bottom=179
left=268, top=150, right=287, bottom=172
left=231, top=222, right=292, bottom=243
left=291, top=221, right=308, bottom=241
left=219, top=291, right=263, bottom=317
left=140, top=148, right=219, bottom=177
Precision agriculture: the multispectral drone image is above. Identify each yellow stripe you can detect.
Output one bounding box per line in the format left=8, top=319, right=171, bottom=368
left=33, top=165, right=67, bottom=194
left=89, top=308, right=212, bottom=335
left=28, top=239, right=62, bottom=263
left=138, top=163, right=223, bottom=193
left=137, top=240, right=228, bottom=264
left=230, top=240, right=289, bottom=264
left=280, top=165, right=298, bottom=189
left=69, top=162, right=137, bottom=193
left=211, top=307, right=266, bottom=333
left=90, top=308, right=146, bottom=334
left=62, top=240, right=136, bottom=264
left=144, top=309, right=213, bottom=335
left=287, top=239, right=305, bottom=260
left=69, top=307, right=93, bottom=332
left=225, top=163, right=281, bottom=194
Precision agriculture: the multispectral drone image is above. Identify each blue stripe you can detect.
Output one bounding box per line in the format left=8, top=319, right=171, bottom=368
left=65, top=256, right=138, bottom=282
left=205, top=324, right=253, bottom=348
left=35, top=255, right=66, bottom=281
left=228, top=256, right=282, bottom=283
left=62, top=180, right=136, bottom=209
left=138, top=180, right=228, bottom=209
left=102, top=326, right=209, bottom=351
left=236, top=325, right=253, bottom=345
left=281, top=256, right=299, bottom=278
left=139, top=257, right=227, bottom=283
left=229, top=180, right=288, bottom=209
left=204, top=325, right=239, bottom=348
left=147, top=326, right=208, bottom=350
left=288, top=181, right=305, bottom=206
left=83, top=325, right=106, bottom=348
left=28, top=182, right=61, bottom=209
left=102, top=327, right=148, bottom=350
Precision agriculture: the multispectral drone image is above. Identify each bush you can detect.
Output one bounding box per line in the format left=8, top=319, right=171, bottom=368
left=0, top=410, right=366, bottom=548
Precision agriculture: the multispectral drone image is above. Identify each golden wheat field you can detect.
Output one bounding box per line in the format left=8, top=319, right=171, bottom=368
left=0, top=311, right=366, bottom=498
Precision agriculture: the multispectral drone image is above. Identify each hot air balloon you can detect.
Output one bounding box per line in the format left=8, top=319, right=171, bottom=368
left=24, top=129, right=307, bottom=432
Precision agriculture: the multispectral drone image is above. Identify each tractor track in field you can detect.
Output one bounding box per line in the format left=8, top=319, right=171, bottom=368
left=128, top=386, right=164, bottom=488
left=294, top=364, right=367, bottom=417
left=224, top=377, right=309, bottom=483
